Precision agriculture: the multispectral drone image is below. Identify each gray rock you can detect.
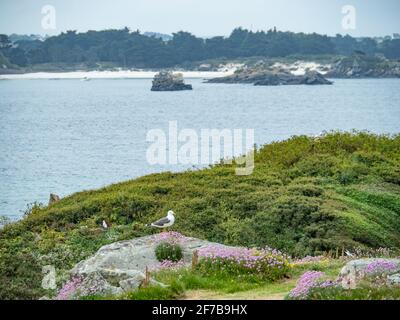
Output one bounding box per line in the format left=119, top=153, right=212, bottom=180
left=338, top=258, right=400, bottom=289
left=71, top=235, right=226, bottom=276
left=387, top=273, right=400, bottom=286
left=65, top=235, right=229, bottom=299
left=118, top=271, right=147, bottom=291
left=151, top=71, right=192, bottom=91
left=302, top=71, right=333, bottom=85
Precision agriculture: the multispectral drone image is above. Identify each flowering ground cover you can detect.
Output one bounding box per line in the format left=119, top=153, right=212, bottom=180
left=287, top=260, right=400, bottom=300
left=196, top=246, right=291, bottom=281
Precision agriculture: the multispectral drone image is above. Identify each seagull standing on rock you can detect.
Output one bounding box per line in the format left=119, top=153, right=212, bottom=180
left=146, top=210, right=175, bottom=229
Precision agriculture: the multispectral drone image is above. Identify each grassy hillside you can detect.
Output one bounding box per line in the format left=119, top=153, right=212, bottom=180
left=1, top=132, right=400, bottom=299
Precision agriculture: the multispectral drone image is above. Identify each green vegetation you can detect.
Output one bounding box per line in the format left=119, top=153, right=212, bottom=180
left=195, top=247, right=291, bottom=281
left=307, top=283, right=400, bottom=300
left=155, top=242, right=183, bottom=262
left=1, top=28, right=399, bottom=70
left=121, top=283, right=184, bottom=300
left=155, top=268, right=268, bottom=296
left=1, top=132, right=400, bottom=299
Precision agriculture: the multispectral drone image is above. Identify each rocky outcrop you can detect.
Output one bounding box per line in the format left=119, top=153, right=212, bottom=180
left=48, top=194, right=60, bottom=205
left=387, top=274, right=400, bottom=286
left=339, top=258, right=400, bottom=289
left=63, top=235, right=229, bottom=299
left=327, top=55, right=400, bottom=78
left=206, top=69, right=332, bottom=86
left=254, top=71, right=332, bottom=86
left=151, top=71, right=193, bottom=91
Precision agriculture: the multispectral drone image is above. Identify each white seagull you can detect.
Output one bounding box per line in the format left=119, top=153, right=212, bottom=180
left=345, top=250, right=354, bottom=257
left=146, top=210, right=175, bottom=229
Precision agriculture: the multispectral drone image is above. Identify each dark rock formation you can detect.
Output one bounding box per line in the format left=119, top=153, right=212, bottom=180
left=326, top=54, right=400, bottom=78
left=206, top=69, right=332, bottom=86
left=49, top=194, right=60, bottom=205
left=151, top=71, right=193, bottom=91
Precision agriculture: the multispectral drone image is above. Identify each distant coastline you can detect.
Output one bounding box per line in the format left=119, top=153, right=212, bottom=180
left=3, top=53, right=400, bottom=80
left=0, top=70, right=234, bottom=80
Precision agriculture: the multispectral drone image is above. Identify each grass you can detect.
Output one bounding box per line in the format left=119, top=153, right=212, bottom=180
left=1, top=131, right=400, bottom=299
left=183, top=280, right=298, bottom=300
left=156, top=269, right=265, bottom=294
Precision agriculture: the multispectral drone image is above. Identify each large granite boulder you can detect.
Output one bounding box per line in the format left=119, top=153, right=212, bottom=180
left=60, top=234, right=229, bottom=299
left=151, top=71, right=193, bottom=91
left=338, top=258, right=400, bottom=289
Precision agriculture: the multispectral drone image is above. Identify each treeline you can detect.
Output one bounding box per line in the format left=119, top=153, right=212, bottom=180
left=1, top=27, right=400, bottom=68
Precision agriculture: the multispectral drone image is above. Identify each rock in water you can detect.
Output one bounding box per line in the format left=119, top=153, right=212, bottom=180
left=48, top=194, right=60, bottom=205
left=302, top=71, right=333, bottom=85
left=207, top=69, right=332, bottom=86
left=151, top=71, right=193, bottom=91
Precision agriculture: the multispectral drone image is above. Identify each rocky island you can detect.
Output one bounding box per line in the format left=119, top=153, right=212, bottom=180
left=206, top=68, right=332, bottom=86
left=151, top=71, right=193, bottom=91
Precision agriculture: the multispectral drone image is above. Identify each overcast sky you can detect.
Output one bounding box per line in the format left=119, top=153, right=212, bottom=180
left=0, top=0, right=399, bottom=37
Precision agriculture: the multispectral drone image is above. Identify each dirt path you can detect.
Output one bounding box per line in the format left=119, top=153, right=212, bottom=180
left=182, top=278, right=297, bottom=300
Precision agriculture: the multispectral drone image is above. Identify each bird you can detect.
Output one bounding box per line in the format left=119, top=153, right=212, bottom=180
left=146, top=210, right=175, bottom=229
left=102, top=220, right=108, bottom=229
left=345, top=250, right=354, bottom=257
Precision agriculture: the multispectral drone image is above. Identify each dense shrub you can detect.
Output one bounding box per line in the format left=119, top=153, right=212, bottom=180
left=155, top=243, right=183, bottom=262
left=0, top=250, right=46, bottom=300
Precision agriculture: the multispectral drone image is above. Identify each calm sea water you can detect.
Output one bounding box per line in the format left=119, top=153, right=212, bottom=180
left=0, top=78, right=399, bottom=219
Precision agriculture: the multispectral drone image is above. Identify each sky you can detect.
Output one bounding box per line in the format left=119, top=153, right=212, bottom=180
left=0, top=0, right=399, bottom=38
